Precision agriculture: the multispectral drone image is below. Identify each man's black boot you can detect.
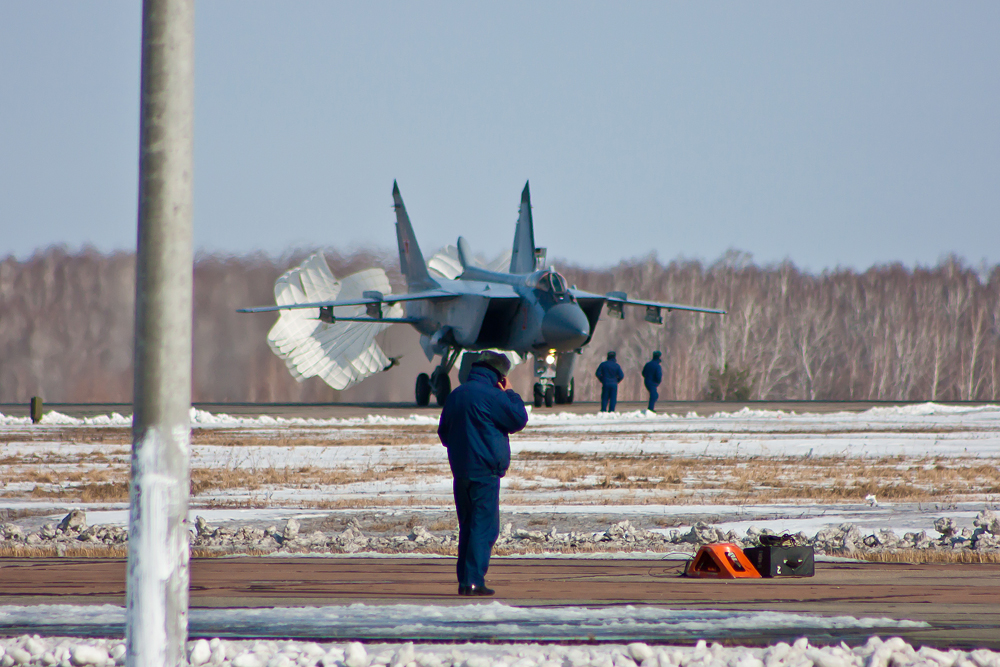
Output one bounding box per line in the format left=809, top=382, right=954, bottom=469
left=466, top=584, right=495, bottom=596
left=458, top=586, right=469, bottom=595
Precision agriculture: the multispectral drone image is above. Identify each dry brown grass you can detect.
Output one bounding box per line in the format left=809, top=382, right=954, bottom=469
left=3, top=542, right=996, bottom=563
left=28, top=485, right=71, bottom=499
left=0, top=429, right=131, bottom=444
left=191, top=429, right=436, bottom=448
left=0, top=426, right=437, bottom=449
left=298, top=496, right=435, bottom=509
left=0, top=545, right=129, bottom=558
left=198, top=498, right=273, bottom=509
left=3, top=457, right=447, bottom=504
left=0, top=545, right=266, bottom=559
left=510, top=452, right=1000, bottom=504
left=189, top=462, right=446, bottom=495
left=0, top=449, right=127, bottom=467
left=856, top=549, right=1000, bottom=564
left=23, top=480, right=132, bottom=502
left=525, top=425, right=986, bottom=440
left=5, top=426, right=1000, bottom=508
left=81, top=482, right=130, bottom=502
left=365, top=519, right=407, bottom=532
left=491, top=543, right=693, bottom=557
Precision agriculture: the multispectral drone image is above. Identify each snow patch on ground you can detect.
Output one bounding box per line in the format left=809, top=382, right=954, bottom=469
left=0, top=603, right=928, bottom=641
left=3, top=634, right=987, bottom=667
left=2, top=402, right=998, bottom=429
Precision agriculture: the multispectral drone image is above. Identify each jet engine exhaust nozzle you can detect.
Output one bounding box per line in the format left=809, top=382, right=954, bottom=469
left=541, top=303, right=590, bottom=352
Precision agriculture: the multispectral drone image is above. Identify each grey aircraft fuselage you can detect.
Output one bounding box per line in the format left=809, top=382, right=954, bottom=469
left=239, top=180, right=725, bottom=406
left=403, top=268, right=591, bottom=355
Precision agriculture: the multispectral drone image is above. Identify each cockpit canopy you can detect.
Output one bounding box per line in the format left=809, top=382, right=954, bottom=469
left=526, top=269, right=569, bottom=295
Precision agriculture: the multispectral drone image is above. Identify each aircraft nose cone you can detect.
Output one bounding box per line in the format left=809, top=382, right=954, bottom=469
left=542, top=303, right=591, bottom=351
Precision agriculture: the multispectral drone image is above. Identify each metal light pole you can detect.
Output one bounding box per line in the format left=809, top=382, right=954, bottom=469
left=127, top=1, right=194, bottom=666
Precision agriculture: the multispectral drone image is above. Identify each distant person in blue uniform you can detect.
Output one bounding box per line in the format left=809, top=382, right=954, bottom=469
left=642, top=350, right=664, bottom=412
left=438, top=351, right=528, bottom=596
left=595, top=351, right=625, bottom=412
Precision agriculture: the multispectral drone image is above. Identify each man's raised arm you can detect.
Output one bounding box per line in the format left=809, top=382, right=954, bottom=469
left=493, top=388, right=528, bottom=434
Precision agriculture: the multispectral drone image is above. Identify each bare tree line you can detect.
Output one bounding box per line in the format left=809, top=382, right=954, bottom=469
left=562, top=251, right=1000, bottom=402
left=1, top=247, right=998, bottom=404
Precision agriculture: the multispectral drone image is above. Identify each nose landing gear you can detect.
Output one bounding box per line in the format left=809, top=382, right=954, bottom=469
left=533, top=352, right=576, bottom=408
left=533, top=383, right=555, bottom=408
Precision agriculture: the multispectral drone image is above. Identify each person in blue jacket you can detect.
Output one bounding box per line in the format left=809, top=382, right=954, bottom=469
left=642, top=350, right=664, bottom=412
left=595, top=351, right=625, bottom=412
left=438, top=351, right=528, bottom=596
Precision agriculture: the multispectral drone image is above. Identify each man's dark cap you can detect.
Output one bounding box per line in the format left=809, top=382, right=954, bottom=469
left=607, top=351, right=616, bottom=359
left=653, top=350, right=662, bottom=358
left=473, top=351, right=511, bottom=378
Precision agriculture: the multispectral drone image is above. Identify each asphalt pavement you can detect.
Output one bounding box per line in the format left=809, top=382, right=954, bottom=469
left=1, top=557, right=998, bottom=648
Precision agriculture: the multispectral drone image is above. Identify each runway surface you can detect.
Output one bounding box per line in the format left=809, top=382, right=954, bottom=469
left=2, top=557, right=998, bottom=648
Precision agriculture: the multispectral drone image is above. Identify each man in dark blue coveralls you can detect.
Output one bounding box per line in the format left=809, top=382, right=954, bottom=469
left=642, top=350, right=664, bottom=412
left=595, top=350, right=624, bottom=412
left=438, top=352, right=528, bottom=596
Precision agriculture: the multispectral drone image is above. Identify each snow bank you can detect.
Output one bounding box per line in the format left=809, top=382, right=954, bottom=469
left=529, top=409, right=684, bottom=423
left=0, top=411, right=132, bottom=427
left=6, top=631, right=987, bottom=667
left=42, top=412, right=132, bottom=426
left=529, top=402, right=1000, bottom=425
left=0, top=410, right=440, bottom=429
left=0, top=414, right=31, bottom=426
left=862, top=402, right=1000, bottom=418
left=1, top=402, right=997, bottom=430
left=189, top=409, right=442, bottom=428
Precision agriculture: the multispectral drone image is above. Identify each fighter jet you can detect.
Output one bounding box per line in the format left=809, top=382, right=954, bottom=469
left=239, top=181, right=725, bottom=407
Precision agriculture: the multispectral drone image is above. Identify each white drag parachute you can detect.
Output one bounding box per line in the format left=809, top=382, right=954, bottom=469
left=266, top=253, right=403, bottom=390
left=427, top=245, right=512, bottom=280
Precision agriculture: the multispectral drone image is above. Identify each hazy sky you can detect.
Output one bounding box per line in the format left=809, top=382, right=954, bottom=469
left=2, top=3, right=998, bottom=271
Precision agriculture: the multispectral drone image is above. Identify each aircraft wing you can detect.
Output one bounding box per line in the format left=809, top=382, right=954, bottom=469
left=237, top=289, right=455, bottom=314
left=570, top=289, right=727, bottom=315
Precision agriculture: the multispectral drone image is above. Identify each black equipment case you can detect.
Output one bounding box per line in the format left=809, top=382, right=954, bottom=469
left=743, top=545, right=815, bottom=577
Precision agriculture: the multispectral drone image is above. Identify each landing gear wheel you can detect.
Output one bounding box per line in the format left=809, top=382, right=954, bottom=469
left=566, top=377, right=574, bottom=404
left=554, top=385, right=567, bottom=404
left=533, top=383, right=544, bottom=408
left=415, top=373, right=431, bottom=407
left=433, top=373, right=452, bottom=407
left=544, top=385, right=555, bottom=408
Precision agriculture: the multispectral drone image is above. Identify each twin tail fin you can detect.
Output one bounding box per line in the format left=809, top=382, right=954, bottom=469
left=393, top=181, right=439, bottom=292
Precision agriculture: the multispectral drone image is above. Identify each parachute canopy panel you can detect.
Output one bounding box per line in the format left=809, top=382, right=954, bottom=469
left=266, top=253, right=402, bottom=391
